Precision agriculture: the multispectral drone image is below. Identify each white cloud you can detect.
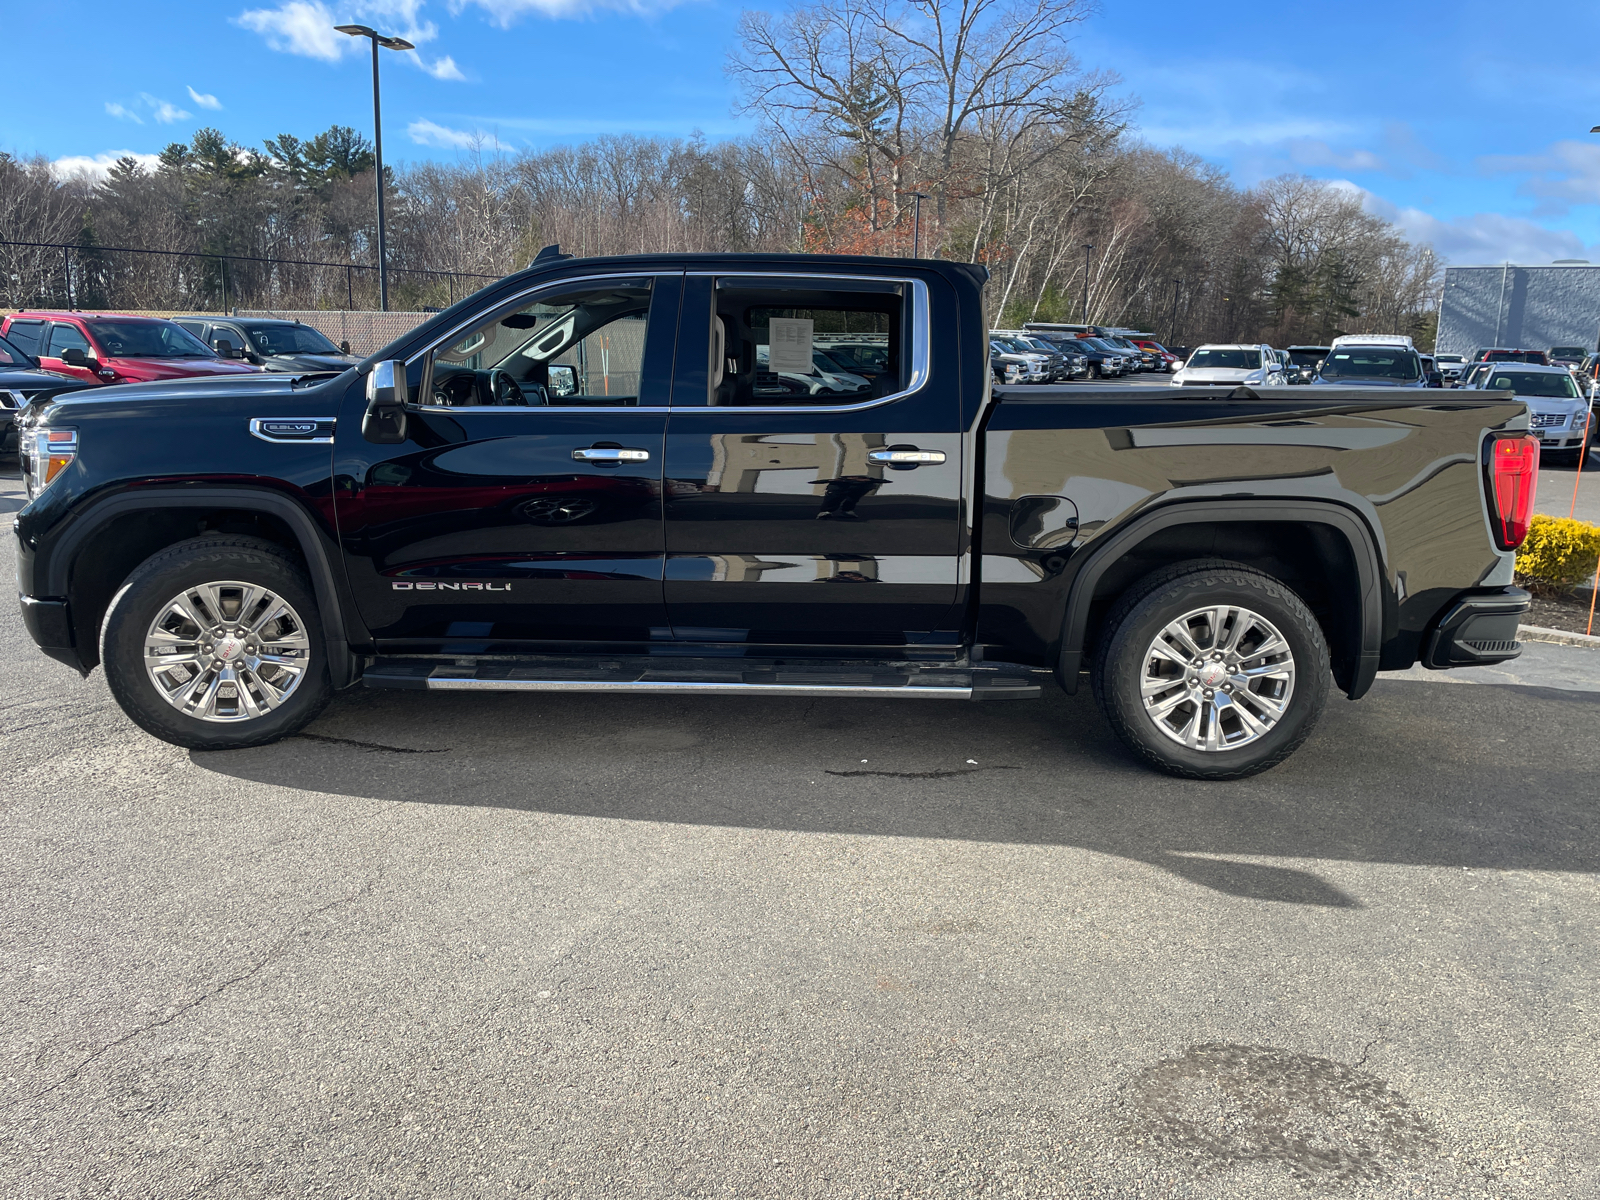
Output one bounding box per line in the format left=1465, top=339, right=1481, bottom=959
left=50, top=151, right=165, bottom=183
left=407, top=118, right=501, bottom=149
left=1349, top=183, right=1598, bottom=266
left=236, top=0, right=348, bottom=61
left=141, top=94, right=192, bottom=124
left=187, top=86, right=223, bottom=110
left=1282, top=139, right=1387, bottom=174
left=105, top=102, right=143, bottom=124
left=417, top=52, right=465, bottom=80
left=1477, top=139, right=1600, bottom=217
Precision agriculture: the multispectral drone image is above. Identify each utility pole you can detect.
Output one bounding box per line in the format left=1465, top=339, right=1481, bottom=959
left=336, top=23, right=414, bottom=312
left=911, top=192, right=929, bottom=259
left=1169, top=278, right=1182, bottom=345
left=1082, top=244, right=1094, bottom=324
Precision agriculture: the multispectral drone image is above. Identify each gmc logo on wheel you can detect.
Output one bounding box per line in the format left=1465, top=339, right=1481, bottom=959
left=391, top=582, right=511, bottom=591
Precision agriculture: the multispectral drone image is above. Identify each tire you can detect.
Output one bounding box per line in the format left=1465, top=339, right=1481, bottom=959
left=1091, top=560, right=1330, bottom=780
left=100, top=535, right=334, bottom=750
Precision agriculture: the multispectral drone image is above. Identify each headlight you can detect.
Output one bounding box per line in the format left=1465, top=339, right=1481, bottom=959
left=23, top=428, right=77, bottom=501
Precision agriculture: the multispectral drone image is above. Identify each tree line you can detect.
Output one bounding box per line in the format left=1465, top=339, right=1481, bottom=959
left=0, top=0, right=1440, bottom=346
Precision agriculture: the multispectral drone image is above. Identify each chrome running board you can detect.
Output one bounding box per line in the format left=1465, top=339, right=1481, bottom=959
left=361, top=656, right=1042, bottom=701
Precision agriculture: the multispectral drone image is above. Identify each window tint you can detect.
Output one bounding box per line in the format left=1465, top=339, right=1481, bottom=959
left=175, top=321, right=209, bottom=339
left=6, top=320, right=45, bottom=354
left=1189, top=348, right=1261, bottom=369
left=707, top=280, right=904, bottom=406
left=47, top=322, right=92, bottom=357
left=426, top=277, right=656, bottom=407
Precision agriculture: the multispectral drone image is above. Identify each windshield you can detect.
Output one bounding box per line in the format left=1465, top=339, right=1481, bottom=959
left=1321, top=349, right=1422, bottom=380
left=1434, top=354, right=1464, bottom=364
left=86, top=320, right=213, bottom=359
left=1188, top=348, right=1261, bottom=370
left=1550, top=347, right=1584, bottom=358
left=1487, top=372, right=1580, bottom=398
left=1287, top=349, right=1326, bottom=367
left=245, top=324, right=342, bottom=355
left=1081, top=338, right=1120, bottom=352
left=0, top=334, right=34, bottom=367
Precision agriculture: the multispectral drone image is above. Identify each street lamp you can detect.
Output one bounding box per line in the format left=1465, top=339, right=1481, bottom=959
left=911, top=192, right=930, bottom=259
left=1081, top=244, right=1094, bottom=324
left=336, top=23, right=414, bottom=312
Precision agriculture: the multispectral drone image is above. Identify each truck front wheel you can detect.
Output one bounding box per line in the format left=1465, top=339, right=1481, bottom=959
left=101, top=536, right=334, bottom=750
left=1091, top=562, right=1330, bottom=780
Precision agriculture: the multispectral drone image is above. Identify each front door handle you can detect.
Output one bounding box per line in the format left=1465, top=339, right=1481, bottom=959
left=866, top=447, right=946, bottom=466
left=573, top=447, right=650, bottom=463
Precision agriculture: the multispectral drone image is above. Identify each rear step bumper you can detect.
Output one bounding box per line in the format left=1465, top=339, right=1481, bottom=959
left=361, top=656, right=1044, bottom=701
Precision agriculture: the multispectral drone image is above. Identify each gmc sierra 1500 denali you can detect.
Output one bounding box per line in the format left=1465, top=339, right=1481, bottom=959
left=13, top=251, right=1538, bottom=778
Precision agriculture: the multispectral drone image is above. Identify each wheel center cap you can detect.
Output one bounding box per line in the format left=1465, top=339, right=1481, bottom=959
left=216, top=636, right=243, bottom=660
left=1197, top=662, right=1228, bottom=688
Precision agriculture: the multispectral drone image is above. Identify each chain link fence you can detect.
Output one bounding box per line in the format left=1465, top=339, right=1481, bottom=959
left=0, top=238, right=500, bottom=316
left=237, top=310, right=433, bottom=358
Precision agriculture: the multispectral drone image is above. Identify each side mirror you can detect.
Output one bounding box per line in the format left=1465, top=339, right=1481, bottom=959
left=546, top=364, right=578, bottom=397
left=362, top=360, right=409, bottom=444
left=61, top=347, right=89, bottom=367
left=340, top=340, right=351, bottom=355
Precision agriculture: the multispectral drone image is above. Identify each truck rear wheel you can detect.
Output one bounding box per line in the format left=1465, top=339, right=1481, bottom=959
left=1091, top=562, right=1329, bottom=780
left=101, top=536, right=333, bottom=750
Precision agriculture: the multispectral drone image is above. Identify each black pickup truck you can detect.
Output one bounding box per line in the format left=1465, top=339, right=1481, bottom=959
left=13, top=252, right=1538, bottom=778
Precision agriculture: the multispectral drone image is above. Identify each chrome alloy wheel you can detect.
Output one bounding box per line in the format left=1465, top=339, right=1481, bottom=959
left=142, top=581, right=312, bottom=722
left=1138, top=604, right=1296, bottom=751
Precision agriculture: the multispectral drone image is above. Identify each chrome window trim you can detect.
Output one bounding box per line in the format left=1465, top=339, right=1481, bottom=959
left=679, top=272, right=929, bottom=416
left=1, top=389, right=25, bottom=408
left=249, top=416, right=337, bottom=444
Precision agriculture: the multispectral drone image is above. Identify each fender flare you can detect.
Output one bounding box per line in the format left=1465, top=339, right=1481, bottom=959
left=1054, top=499, right=1385, bottom=700
left=43, top=486, right=360, bottom=688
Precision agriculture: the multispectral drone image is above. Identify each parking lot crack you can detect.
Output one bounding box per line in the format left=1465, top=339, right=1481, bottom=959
left=6, top=871, right=386, bottom=1111
left=293, top=732, right=448, bottom=754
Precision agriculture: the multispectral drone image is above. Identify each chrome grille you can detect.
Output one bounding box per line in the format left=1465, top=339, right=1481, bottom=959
left=1530, top=412, right=1567, bottom=429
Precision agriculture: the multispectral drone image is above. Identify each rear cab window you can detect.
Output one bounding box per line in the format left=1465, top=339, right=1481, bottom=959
left=700, top=277, right=908, bottom=407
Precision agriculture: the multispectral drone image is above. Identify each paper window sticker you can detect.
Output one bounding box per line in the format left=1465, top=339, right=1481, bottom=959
left=767, top=317, right=815, bottom=373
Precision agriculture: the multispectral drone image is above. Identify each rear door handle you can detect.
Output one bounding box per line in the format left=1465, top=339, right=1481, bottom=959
left=573, top=447, right=650, bottom=463
left=866, top=448, right=946, bottom=466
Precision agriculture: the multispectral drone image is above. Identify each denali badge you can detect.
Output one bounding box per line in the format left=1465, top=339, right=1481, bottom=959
left=392, top=582, right=511, bottom=591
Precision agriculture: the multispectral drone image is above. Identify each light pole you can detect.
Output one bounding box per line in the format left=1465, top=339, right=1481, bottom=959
left=911, top=192, right=929, bottom=259
left=1169, top=278, right=1182, bottom=345
left=1081, top=244, right=1094, bottom=324
left=336, top=23, right=414, bottom=312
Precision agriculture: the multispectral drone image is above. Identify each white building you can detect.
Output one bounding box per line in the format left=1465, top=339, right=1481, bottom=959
left=1436, top=262, right=1600, bottom=357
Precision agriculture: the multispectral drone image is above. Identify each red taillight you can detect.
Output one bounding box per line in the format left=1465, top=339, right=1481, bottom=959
left=1485, top=434, right=1539, bottom=550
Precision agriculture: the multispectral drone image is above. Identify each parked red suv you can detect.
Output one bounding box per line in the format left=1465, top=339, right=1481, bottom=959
left=0, top=312, right=261, bottom=386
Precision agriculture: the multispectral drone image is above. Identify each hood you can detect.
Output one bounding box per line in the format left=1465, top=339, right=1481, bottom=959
left=0, top=366, right=89, bottom=390
left=48, top=372, right=302, bottom=411
left=263, top=352, right=357, bottom=373
left=106, top=357, right=263, bottom=381
left=1178, top=367, right=1260, bottom=382
left=1316, top=375, right=1420, bottom=388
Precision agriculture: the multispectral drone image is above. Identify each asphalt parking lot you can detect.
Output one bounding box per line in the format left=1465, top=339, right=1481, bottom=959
left=3, top=464, right=1599, bottom=1199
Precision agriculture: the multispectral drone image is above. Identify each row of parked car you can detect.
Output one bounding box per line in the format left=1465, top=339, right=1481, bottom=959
left=0, top=309, right=357, bottom=452
left=988, top=324, right=1184, bottom=383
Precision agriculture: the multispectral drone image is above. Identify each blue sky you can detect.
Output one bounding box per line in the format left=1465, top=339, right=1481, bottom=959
left=9, top=0, right=1600, bottom=265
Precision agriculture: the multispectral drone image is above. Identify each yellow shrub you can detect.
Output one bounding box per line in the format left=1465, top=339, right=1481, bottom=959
left=1516, top=515, right=1600, bottom=586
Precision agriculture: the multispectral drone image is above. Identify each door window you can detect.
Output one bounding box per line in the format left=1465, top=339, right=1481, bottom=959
left=701, top=280, right=907, bottom=406
left=47, top=323, right=92, bottom=357
left=423, top=278, right=659, bottom=408
left=5, top=319, right=46, bottom=354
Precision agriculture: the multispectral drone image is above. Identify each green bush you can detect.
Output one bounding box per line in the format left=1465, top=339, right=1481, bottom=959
left=1516, top=515, right=1600, bottom=586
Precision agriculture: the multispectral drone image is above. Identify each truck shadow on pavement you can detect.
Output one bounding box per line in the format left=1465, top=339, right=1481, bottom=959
left=197, top=676, right=1600, bottom=909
